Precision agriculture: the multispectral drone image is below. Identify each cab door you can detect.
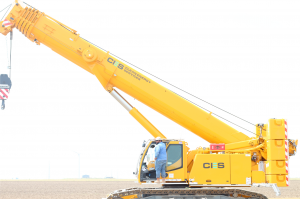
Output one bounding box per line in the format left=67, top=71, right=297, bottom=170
left=166, top=141, right=187, bottom=182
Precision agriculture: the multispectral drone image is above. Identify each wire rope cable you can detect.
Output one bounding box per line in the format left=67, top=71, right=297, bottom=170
left=23, top=2, right=36, bottom=10
left=14, top=14, right=257, bottom=136
left=9, top=31, right=12, bottom=79
left=172, top=90, right=257, bottom=135
left=0, top=4, right=12, bottom=21
left=111, top=52, right=257, bottom=127
left=80, top=36, right=258, bottom=135
left=5, top=32, right=9, bottom=67
left=0, top=4, right=11, bottom=13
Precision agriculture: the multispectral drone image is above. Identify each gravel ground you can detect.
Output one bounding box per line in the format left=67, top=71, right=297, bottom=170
left=0, top=180, right=299, bottom=199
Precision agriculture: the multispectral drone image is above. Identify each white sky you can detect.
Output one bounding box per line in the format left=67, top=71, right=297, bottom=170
left=0, top=0, right=299, bottom=179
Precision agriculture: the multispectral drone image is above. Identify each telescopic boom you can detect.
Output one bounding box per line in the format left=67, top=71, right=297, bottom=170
left=0, top=1, right=249, bottom=144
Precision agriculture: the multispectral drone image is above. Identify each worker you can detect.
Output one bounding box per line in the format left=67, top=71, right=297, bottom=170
left=154, top=137, right=167, bottom=183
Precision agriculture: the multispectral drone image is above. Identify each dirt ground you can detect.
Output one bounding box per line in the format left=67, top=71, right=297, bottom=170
left=0, top=180, right=299, bottom=199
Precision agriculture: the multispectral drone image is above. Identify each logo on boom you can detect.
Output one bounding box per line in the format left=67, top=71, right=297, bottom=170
left=203, top=162, right=224, bottom=169
left=107, top=58, right=124, bottom=70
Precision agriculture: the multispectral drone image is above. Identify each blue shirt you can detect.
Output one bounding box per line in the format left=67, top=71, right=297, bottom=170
left=155, top=142, right=167, bottom=161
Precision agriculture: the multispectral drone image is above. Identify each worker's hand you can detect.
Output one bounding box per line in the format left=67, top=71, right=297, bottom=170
left=155, top=157, right=157, bottom=160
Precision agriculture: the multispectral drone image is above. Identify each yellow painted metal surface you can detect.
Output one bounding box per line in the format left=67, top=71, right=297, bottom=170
left=289, top=140, right=298, bottom=155
left=267, top=140, right=286, bottom=160
left=225, top=139, right=259, bottom=150
left=267, top=119, right=286, bottom=140
left=265, top=161, right=288, bottom=175
left=230, top=154, right=251, bottom=184
left=166, top=167, right=185, bottom=181
left=187, top=150, right=197, bottom=172
left=129, top=108, right=166, bottom=139
left=121, top=195, right=138, bottom=199
left=252, top=171, right=266, bottom=183
left=0, top=2, right=250, bottom=145
left=266, top=175, right=288, bottom=187
left=189, top=154, right=230, bottom=185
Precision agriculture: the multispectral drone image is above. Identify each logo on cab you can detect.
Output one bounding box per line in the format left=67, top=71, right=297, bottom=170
left=203, top=162, right=224, bottom=169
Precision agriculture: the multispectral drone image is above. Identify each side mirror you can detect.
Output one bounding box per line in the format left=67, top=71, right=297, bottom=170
left=150, top=144, right=155, bottom=148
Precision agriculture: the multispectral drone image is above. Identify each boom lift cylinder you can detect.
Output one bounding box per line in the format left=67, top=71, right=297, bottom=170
left=110, top=89, right=166, bottom=139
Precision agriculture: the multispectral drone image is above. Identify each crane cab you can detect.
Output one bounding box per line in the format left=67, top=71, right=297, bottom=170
left=136, top=139, right=188, bottom=184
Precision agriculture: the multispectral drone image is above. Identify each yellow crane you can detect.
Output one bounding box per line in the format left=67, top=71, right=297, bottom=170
left=0, top=1, right=298, bottom=199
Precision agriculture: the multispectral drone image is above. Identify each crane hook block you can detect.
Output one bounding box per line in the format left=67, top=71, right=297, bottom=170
left=0, top=74, right=12, bottom=110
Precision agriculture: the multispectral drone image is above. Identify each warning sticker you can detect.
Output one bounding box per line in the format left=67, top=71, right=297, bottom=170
left=246, top=177, right=251, bottom=185
left=2, top=19, right=13, bottom=28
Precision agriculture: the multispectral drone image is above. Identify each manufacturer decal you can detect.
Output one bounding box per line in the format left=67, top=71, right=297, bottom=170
left=107, top=57, right=151, bottom=83
left=107, top=58, right=124, bottom=69
left=203, top=162, right=224, bottom=169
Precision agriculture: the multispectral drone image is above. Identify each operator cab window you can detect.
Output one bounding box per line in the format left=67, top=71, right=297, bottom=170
left=166, top=144, right=183, bottom=171
left=140, top=142, right=157, bottom=180
left=142, top=144, right=156, bottom=169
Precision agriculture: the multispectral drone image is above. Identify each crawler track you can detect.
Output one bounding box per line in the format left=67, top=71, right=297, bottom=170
left=107, top=187, right=268, bottom=199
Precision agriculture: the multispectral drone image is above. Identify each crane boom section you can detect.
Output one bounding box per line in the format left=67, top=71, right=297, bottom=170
left=0, top=3, right=249, bottom=144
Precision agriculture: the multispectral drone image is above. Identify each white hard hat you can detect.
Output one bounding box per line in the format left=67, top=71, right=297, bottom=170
left=155, top=137, right=162, bottom=141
